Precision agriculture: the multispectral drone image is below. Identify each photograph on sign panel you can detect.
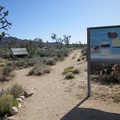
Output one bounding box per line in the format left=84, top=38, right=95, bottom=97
left=101, top=42, right=110, bottom=47
left=91, top=45, right=100, bottom=52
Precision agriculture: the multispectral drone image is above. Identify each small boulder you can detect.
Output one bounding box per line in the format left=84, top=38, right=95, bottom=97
left=24, top=91, right=33, bottom=97
left=19, top=95, right=25, bottom=100
left=6, top=116, right=15, bottom=120
left=11, top=107, right=18, bottom=115
left=17, top=103, right=22, bottom=109
left=16, top=98, right=22, bottom=103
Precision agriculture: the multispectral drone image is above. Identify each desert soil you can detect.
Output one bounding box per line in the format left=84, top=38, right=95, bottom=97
left=0, top=50, right=120, bottom=120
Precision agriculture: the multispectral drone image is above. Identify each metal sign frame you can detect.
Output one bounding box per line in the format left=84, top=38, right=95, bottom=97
left=87, top=25, right=120, bottom=97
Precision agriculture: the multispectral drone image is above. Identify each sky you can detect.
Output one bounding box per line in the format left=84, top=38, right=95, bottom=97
left=0, top=0, right=120, bottom=44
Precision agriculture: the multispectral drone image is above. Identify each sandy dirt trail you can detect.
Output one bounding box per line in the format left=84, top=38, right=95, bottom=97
left=14, top=50, right=87, bottom=120
left=0, top=50, right=120, bottom=120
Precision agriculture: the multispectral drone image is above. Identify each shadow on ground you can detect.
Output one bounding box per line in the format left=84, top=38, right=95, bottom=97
left=60, top=96, right=120, bottom=120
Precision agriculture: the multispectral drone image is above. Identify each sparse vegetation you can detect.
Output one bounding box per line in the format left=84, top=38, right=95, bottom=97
left=65, top=72, right=75, bottom=79
left=7, top=83, right=24, bottom=98
left=62, top=66, right=74, bottom=75
left=91, top=74, right=120, bottom=84
left=28, top=63, right=51, bottom=76
left=77, top=58, right=80, bottom=61
left=0, top=94, right=18, bottom=115
left=45, top=58, right=56, bottom=66
left=3, top=66, right=14, bottom=76
left=72, top=68, right=80, bottom=74
left=63, top=66, right=80, bottom=79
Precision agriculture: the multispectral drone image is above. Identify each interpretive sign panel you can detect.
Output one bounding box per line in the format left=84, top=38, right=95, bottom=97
left=88, top=25, right=120, bottom=62
left=11, top=48, right=28, bottom=55
left=87, top=25, right=120, bottom=97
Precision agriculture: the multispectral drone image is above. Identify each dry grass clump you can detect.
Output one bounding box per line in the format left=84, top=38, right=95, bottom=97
left=0, top=94, right=18, bottom=115
left=7, top=84, right=24, bottom=98
left=0, top=83, right=24, bottom=115
left=91, top=74, right=120, bottom=84
left=28, top=63, right=51, bottom=76
left=63, top=66, right=80, bottom=79
left=65, top=72, right=75, bottom=79
left=91, top=83, right=120, bottom=103
left=62, top=66, right=74, bottom=75
left=72, top=68, right=80, bottom=74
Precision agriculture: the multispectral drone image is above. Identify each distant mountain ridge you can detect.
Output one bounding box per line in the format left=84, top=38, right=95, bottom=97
left=0, top=37, right=30, bottom=46
left=0, top=37, right=62, bottom=46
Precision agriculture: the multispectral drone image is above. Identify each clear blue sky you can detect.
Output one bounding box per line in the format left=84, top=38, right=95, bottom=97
left=0, top=0, right=120, bottom=43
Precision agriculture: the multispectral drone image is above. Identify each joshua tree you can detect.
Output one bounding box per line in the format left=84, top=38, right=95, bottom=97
left=51, top=33, right=57, bottom=41
left=58, top=38, right=64, bottom=48
left=63, top=35, right=71, bottom=48
left=51, top=33, right=60, bottom=48
left=0, top=6, right=12, bottom=41
left=34, top=38, right=43, bottom=48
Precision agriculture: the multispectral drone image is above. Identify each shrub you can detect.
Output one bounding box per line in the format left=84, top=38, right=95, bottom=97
left=0, top=59, right=3, bottom=63
left=81, top=56, right=85, bottom=60
left=6, top=62, right=13, bottom=67
left=28, top=66, right=37, bottom=75
left=16, top=59, right=27, bottom=68
left=34, top=66, right=51, bottom=76
left=65, top=72, right=75, bottom=79
left=91, top=75, right=99, bottom=81
left=67, top=66, right=74, bottom=70
left=62, top=66, right=74, bottom=75
left=59, top=56, right=64, bottom=61
left=43, top=68, right=51, bottom=74
left=81, top=47, right=87, bottom=56
left=9, top=72, right=16, bottom=77
left=77, top=58, right=81, bottom=61
left=7, top=84, right=24, bottom=98
left=28, top=64, right=51, bottom=76
left=0, top=94, right=18, bottom=115
left=51, top=56, right=59, bottom=61
left=91, top=74, right=120, bottom=84
left=100, top=74, right=119, bottom=83
left=72, top=68, right=80, bottom=74
left=3, top=66, right=14, bottom=76
left=0, top=64, right=4, bottom=67
left=45, top=58, right=56, bottom=66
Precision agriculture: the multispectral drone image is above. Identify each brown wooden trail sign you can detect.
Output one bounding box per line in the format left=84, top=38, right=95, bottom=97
left=11, top=48, right=28, bottom=68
